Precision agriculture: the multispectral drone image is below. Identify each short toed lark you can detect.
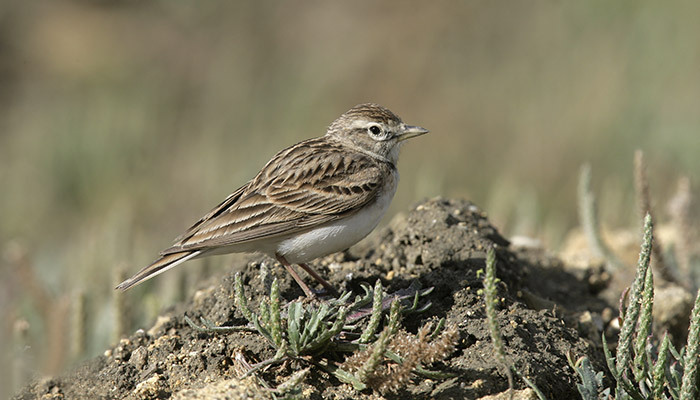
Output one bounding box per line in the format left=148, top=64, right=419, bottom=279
left=117, top=103, right=428, bottom=297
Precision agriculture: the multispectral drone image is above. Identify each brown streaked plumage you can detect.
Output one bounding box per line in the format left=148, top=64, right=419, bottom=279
left=116, top=103, right=428, bottom=296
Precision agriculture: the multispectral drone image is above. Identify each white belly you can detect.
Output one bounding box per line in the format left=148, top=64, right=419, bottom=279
left=275, top=174, right=398, bottom=264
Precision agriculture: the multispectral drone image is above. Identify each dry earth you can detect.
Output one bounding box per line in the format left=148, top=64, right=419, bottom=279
left=16, top=197, right=638, bottom=400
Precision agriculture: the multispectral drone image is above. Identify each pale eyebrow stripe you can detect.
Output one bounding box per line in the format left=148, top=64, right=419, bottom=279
left=348, top=119, right=373, bottom=129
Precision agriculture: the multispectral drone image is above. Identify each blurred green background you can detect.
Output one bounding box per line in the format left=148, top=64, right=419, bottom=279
left=2, top=1, right=699, bottom=396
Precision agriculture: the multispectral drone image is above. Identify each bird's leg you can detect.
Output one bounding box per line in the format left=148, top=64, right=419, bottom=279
left=275, top=255, right=339, bottom=297
left=298, top=263, right=339, bottom=297
left=275, top=254, right=315, bottom=298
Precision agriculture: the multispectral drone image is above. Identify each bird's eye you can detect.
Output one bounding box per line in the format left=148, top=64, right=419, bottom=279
left=368, top=125, right=382, bottom=136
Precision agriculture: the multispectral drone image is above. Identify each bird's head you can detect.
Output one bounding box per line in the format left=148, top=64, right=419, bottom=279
left=327, top=103, right=428, bottom=164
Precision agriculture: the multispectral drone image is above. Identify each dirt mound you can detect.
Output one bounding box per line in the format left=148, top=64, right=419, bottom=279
left=14, top=198, right=608, bottom=399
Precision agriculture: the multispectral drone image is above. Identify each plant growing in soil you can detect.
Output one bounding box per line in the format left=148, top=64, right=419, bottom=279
left=569, top=214, right=700, bottom=400
left=187, top=273, right=459, bottom=394
left=574, top=154, right=700, bottom=400
left=482, top=246, right=547, bottom=399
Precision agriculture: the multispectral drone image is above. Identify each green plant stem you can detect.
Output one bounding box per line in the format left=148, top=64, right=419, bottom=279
left=356, top=302, right=396, bottom=383
left=578, top=164, right=625, bottom=270
left=234, top=272, right=254, bottom=322
left=680, top=289, right=700, bottom=400
left=615, top=214, right=653, bottom=395
left=360, top=279, right=383, bottom=343
left=633, top=264, right=654, bottom=382
left=269, top=278, right=283, bottom=347
left=483, top=247, right=514, bottom=390
left=71, top=290, right=87, bottom=360
left=652, top=332, right=670, bottom=399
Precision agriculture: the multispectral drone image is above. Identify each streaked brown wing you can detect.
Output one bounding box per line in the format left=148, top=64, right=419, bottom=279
left=160, top=137, right=385, bottom=255
left=170, top=183, right=250, bottom=244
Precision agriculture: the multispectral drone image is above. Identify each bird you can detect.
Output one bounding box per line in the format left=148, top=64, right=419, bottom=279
left=116, top=103, right=428, bottom=297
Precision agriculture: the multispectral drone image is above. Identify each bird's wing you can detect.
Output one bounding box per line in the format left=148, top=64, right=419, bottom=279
left=116, top=250, right=202, bottom=291
left=160, top=139, right=387, bottom=255
left=170, top=183, right=250, bottom=244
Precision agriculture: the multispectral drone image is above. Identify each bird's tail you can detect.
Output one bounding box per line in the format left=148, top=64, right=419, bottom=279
left=115, top=250, right=202, bottom=291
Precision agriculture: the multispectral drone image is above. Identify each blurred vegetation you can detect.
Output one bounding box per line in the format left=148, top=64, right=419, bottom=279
left=1, top=1, right=699, bottom=397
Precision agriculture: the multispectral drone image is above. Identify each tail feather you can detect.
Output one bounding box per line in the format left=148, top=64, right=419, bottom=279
left=115, top=250, right=202, bottom=291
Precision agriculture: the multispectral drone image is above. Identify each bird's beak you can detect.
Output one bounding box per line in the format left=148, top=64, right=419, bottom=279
left=396, top=125, right=429, bottom=142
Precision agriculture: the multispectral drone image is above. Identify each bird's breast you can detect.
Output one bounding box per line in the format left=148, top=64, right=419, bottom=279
left=276, top=170, right=398, bottom=264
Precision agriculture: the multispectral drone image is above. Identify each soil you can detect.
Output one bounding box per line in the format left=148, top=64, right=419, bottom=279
left=14, top=197, right=632, bottom=400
